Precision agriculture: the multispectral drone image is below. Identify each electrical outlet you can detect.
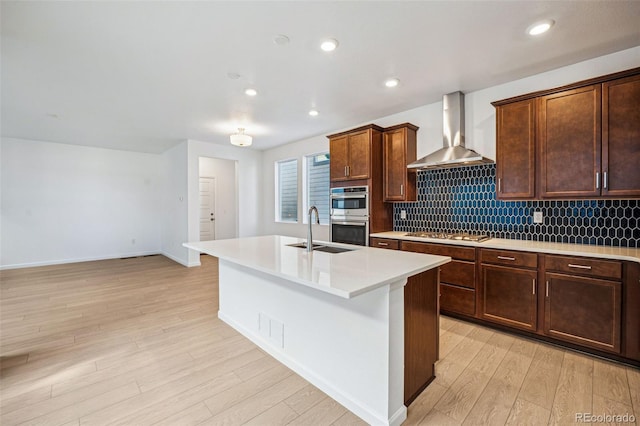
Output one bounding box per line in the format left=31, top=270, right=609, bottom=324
left=533, top=211, right=543, bottom=224
left=400, top=210, right=407, bottom=219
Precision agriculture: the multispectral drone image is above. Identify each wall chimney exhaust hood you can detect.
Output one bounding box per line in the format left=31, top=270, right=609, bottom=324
left=407, top=91, right=494, bottom=169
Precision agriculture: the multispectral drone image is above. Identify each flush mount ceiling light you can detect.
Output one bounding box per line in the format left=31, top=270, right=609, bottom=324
left=244, top=88, right=257, bottom=96
left=308, top=109, right=319, bottom=117
left=385, top=78, right=400, bottom=88
left=230, top=128, right=252, bottom=147
left=527, top=19, right=555, bottom=36
left=320, top=38, right=339, bottom=52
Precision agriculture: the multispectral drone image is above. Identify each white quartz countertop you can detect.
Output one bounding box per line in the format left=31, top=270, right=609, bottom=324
left=370, top=231, right=640, bottom=264
left=184, top=235, right=450, bottom=299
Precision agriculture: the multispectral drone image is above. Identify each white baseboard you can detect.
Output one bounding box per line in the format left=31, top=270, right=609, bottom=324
left=0, top=251, right=162, bottom=270
left=218, top=311, right=404, bottom=426
left=162, top=251, right=200, bottom=268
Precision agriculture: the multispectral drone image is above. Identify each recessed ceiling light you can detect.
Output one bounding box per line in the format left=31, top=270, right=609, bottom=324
left=320, top=38, right=338, bottom=52
left=385, top=78, right=400, bottom=88
left=274, top=34, right=290, bottom=46
left=527, top=19, right=554, bottom=36
left=245, top=88, right=257, bottom=96
left=309, top=110, right=319, bottom=117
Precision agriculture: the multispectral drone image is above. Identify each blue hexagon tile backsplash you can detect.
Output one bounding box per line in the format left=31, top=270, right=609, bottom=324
left=393, top=164, right=640, bottom=248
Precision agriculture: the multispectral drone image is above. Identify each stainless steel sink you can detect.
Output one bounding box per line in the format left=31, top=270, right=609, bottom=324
left=313, top=246, right=353, bottom=254
left=287, top=243, right=325, bottom=250
left=286, top=243, right=354, bottom=254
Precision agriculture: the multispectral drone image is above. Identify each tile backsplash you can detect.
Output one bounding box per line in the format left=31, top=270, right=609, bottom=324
left=393, top=164, right=640, bottom=248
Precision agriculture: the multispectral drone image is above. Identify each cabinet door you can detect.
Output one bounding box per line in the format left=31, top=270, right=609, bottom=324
left=404, top=268, right=439, bottom=404
left=329, top=135, right=349, bottom=182
left=496, top=99, right=536, bottom=199
left=539, top=85, right=602, bottom=198
left=602, top=74, right=640, bottom=197
left=481, top=264, right=537, bottom=331
left=544, top=272, right=621, bottom=353
left=347, top=130, right=371, bottom=180
left=383, top=128, right=407, bottom=201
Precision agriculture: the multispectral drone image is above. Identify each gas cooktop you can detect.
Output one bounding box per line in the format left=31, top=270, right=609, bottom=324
left=405, top=232, right=491, bottom=243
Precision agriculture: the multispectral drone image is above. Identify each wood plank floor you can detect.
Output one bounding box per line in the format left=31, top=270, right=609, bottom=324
left=1, top=255, right=638, bottom=425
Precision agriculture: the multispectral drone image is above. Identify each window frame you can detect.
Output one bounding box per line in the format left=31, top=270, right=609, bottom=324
left=274, top=158, right=299, bottom=223
left=302, top=151, right=330, bottom=225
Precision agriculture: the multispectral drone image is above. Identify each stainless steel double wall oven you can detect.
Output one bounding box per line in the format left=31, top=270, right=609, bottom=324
left=329, top=186, right=369, bottom=246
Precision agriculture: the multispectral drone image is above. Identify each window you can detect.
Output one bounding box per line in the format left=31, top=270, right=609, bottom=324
left=303, top=153, right=330, bottom=225
left=276, top=159, right=298, bottom=222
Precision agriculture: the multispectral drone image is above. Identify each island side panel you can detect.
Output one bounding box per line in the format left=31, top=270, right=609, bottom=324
left=404, top=268, right=439, bottom=405
left=217, top=259, right=407, bottom=426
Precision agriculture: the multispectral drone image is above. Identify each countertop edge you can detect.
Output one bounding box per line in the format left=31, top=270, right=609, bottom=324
left=370, top=232, right=640, bottom=264
left=183, top=238, right=451, bottom=299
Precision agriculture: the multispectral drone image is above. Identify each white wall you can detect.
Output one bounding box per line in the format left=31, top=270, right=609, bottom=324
left=198, top=156, right=237, bottom=241
left=260, top=46, right=640, bottom=239
left=1, top=137, right=161, bottom=268
left=160, top=141, right=189, bottom=266
left=185, top=139, right=262, bottom=266
left=261, top=136, right=330, bottom=241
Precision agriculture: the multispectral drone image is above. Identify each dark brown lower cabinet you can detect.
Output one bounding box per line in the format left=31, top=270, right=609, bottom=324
left=401, top=241, right=477, bottom=316
left=404, top=268, right=439, bottom=405
left=624, top=262, right=640, bottom=360
left=544, top=272, right=622, bottom=354
left=440, top=282, right=475, bottom=316
left=481, top=264, right=538, bottom=331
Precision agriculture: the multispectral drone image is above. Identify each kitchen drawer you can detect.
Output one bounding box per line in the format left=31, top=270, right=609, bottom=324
left=401, top=241, right=476, bottom=261
left=480, top=248, right=537, bottom=268
left=441, top=260, right=475, bottom=289
left=370, top=237, right=399, bottom=250
left=545, top=255, right=622, bottom=280
left=440, top=283, right=475, bottom=316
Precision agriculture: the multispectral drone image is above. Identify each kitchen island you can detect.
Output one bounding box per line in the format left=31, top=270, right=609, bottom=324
left=184, top=235, right=450, bottom=426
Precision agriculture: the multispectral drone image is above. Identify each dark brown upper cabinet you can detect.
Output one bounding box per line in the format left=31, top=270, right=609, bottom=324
left=383, top=123, right=418, bottom=202
left=492, top=67, right=640, bottom=200
left=328, top=125, right=383, bottom=182
left=495, top=99, right=536, bottom=199
left=539, top=85, right=602, bottom=198
left=602, top=73, right=640, bottom=197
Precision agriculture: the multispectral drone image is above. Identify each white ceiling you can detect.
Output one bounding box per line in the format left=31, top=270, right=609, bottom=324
left=2, top=1, right=639, bottom=154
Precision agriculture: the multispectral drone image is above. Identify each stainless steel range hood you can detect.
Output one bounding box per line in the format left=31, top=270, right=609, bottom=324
left=407, top=91, right=494, bottom=169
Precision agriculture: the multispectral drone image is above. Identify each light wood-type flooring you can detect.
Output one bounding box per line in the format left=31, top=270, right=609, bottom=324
left=1, top=255, right=638, bottom=425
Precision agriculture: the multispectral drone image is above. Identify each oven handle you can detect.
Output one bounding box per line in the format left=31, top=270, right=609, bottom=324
left=330, top=194, right=367, bottom=199
left=331, top=221, right=368, bottom=226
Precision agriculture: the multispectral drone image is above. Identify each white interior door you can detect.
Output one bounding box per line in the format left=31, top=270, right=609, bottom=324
left=199, top=177, right=216, bottom=241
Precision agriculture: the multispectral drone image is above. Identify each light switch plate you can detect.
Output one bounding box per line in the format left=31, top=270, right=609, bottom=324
left=533, top=211, right=543, bottom=224
left=400, top=210, right=407, bottom=219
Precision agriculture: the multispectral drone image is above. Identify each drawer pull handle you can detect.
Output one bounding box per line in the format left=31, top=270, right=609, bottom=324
left=568, top=264, right=592, bottom=270
left=497, top=256, right=516, bottom=261
left=532, top=278, right=536, bottom=295
left=377, top=242, right=389, bottom=246
left=546, top=280, right=549, bottom=297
